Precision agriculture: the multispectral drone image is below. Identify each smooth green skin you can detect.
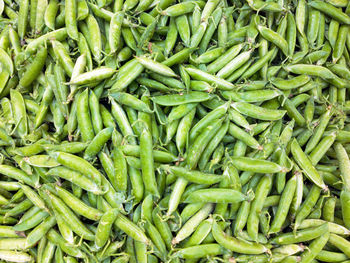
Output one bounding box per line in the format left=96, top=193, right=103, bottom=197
left=136, top=56, right=176, bottom=77
left=18, top=0, right=29, bottom=39
left=198, top=120, right=229, bottom=170
left=175, top=15, right=190, bottom=47
left=212, top=220, right=268, bottom=254
left=291, top=139, right=326, bottom=189
left=109, top=92, right=151, bottom=113
left=44, top=0, right=59, bottom=30
left=110, top=99, right=136, bottom=145
left=284, top=64, right=336, bottom=79
left=47, top=167, right=102, bottom=194
left=40, top=240, right=56, bottom=263
left=55, top=247, right=64, bottom=263
left=175, top=244, right=223, bottom=259
left=334, top=142, right=350, bottom=191
left=0, top=250, right=32, bottom=262
left=184, top=188, right=247, bottom=203
left=296, top=0, right=306, bottom=35
left=120, top=145, right=177, bottom=162
left=189, top=103, right=228, bottom=143
left=161, top=165, right=221, bottom=185
left=310, top=0, right=350, bottom=24
left=34, top=84, right=54, bottom=128
left=25, top=216, right=56, bottom=248
left=239, top=49, right=275, bottom=80
left=48, top=192, right=94, bottom=241
left=176, top=107, right=196, bottom=155
left=151, top=209, right=172, bottom=251
left=228, top=123, right=261, bottom=150
left=283, top=99, right=306, bottom=127
left=199, top=6, right=222, bottom=53
left=152, top=92, right=211, bottom=106
left=140, top=128, right=159, bottom=197
left=134, top=240, right=147, bottom=263
left=269, top=175, right=297, bottom=233
left=247, top=174, right=273, bottom=241
left=189, top=21, right=207, bottom=48
left=173, top=203, right=214, bottom=244
left=84, top=127, right=113, bottom=160
left=322, top=197, right=336, bottom=222
left=234, top=200, right=251, bottom=236
left=194, top=47, right=225, bottom=64
left=65, top=0, right=78, bottom=40
left=37, top=236, right=48, bottom=262
left=329, top=234, right=350, bottom=257
left=109, top=11, right=124, bottom=53
left=114, top=214, right=149, bottom=244
left=51, top=40, right=74, bottom=77
left=185, top=67, right=235, bottom=90
left=55, top=185, right=103, bottom=221
left=168, top=103, right=197, bottom=122
left=76, top=89, right=95, bottom=142
left=187, top=118, right=223, bottom=169
left=167, top=175, right=188, bottom=217
left=10, top=89, right=28, bottom=139
left=96, top=240, right=125, bottom=261
left=294, top=184, right=322, bottom=229
left=231, top=157, right=285, bottom=174
left=271, top=223, right=329, bottom=245
left=340, top=190, right=350, bottom=230
left=207, top=44, right=244, bottom=73
left=184, top=219, right=212, bottom=247
left=217, top=49, right=253, bottom=79
left=95, top=209, right=119, bottom=249
left=222, top=89, right=280, bottom=103
left=271, top=75, right=311, bottom=90
left=0, top=165, right=34, bottom=187
left=86, top=14, right=102, bottom=62
left=231, top=101, right=286, bottom=121
left=43, top=142, right=88, bottom=154
left=47, top=229, right=85, bottom=258
left=100, top=104, right=116, bottom=129
left=99, top=151, right=116, bottom=189
left=150, top=72, right=185, bottom=90
left=309, top=133, right=336, bottom=166
left=0, top=48, right=13, bottom=76
left=307, top=7, right=320, bottom=47
left=50, top=151, right=102, bottom=186
left=20, top=184, right=48, bottom=213
left=0, top=238, right=26, bottom=250
left=89, top=90, right=103, bottom=134
left=54, top=207, right=74, bottom=245
left=316, top=250, right=349, bottom=262
left=305, top=109, right=332, bottom=154
left=144, top=220, right=167, bottom=260
left=112, top=146, right=128, bottom=192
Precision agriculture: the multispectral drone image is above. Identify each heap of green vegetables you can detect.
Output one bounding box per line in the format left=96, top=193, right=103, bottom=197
left=1, top=0, right=350, bottom=262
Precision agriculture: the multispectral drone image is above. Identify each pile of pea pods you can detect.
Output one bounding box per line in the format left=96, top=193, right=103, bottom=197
left=2, top=0, right=350, bottom=262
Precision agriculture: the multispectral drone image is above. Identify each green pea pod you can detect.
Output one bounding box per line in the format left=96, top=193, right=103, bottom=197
left=95, top=209, right=119, bottom=249
left=48, top=192, right=94, bottom=241
left=231, top=102, right=286, bottom=121
left=49, top=151, right=102, bottom=186
left=19, top=47, right=47, bottom=89
left=212, top=220, right=268, bottom=254
left=231, top=157, right=286, bottom=174
left=84, top=127, right=113, bottom=160
left=152, top=92, right=211, bottom=106
left=291, top=139, right=327, bottom=189
left=185, top=67, right=236, bottom=90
